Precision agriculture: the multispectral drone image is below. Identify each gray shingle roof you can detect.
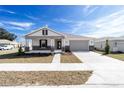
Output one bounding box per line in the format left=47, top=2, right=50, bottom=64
left=59, top=32, right=95, bottom=40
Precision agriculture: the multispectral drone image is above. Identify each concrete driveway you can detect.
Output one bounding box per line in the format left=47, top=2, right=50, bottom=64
left=73, top=51, right=124, bottom=85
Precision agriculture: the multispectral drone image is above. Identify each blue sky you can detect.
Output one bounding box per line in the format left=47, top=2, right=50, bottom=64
left=0, top=5, right=124, bottom=41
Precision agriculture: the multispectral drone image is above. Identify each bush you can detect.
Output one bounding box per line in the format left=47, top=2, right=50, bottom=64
left=104, top=40, right=110, bottom=54
left=17, top=47, right=24, bottom=55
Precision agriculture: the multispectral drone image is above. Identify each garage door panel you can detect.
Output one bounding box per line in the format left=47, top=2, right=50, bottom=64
left=70, top=40, right=89, bottom=51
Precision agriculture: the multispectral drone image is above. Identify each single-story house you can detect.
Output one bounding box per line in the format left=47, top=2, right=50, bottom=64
left=94, top=37, right=124, bottom=52
left=0, top=39, right=19, bottom=48
left=24, top=26, right=92, bottom=53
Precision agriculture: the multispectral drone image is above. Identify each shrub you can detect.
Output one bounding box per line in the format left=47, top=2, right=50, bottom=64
left=104, top=40, right=110, bottom=54
left=17, top=46, right=24, bottom=55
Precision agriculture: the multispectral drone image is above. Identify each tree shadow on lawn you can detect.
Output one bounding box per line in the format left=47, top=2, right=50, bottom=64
left=0, top=52, right=52, bottom=59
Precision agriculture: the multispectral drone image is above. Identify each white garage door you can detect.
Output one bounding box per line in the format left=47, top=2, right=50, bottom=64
left=70, top=40, right=89, bottom=51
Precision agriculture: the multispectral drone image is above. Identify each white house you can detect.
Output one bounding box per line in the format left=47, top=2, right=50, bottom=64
left=94, top=37, right=124, bottom=52
left=0, top=39, right=18, bottom=48
left=24, top=26, right=92, bottom=53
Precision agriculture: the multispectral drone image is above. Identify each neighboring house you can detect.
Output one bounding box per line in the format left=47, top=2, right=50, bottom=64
left=0, top=39, right=18, bottom=48
left=89, top=38, right=96, bottom=51
left=94, top=37, right=124, bottom=52
left=24, top=26, right=91, bottom=53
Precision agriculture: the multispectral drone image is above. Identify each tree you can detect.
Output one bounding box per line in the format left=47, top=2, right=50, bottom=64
left=0, top=28, right=17, bottom=41
left=104, top=40, right=110, bottom=54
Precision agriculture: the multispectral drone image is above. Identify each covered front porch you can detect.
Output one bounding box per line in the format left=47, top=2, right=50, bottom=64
left=25, top=50, right=62, bottom=54
left=24, top=36, right=66, bottom=53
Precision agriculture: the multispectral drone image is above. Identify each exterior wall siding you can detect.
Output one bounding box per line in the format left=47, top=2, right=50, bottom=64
left=28, top=29, right=62, bottom=37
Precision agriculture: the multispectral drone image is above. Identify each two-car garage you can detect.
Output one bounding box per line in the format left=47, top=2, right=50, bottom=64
left=69, top=40, right=89, bottom=51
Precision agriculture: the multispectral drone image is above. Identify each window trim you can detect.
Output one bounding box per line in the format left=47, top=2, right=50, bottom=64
left=39, top=39, right=47, bottom=48
left=42, top=29, right=48, bottom=35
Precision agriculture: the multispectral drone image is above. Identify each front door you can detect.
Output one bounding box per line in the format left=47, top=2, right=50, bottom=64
left=57, top=41, right=61, bottom=49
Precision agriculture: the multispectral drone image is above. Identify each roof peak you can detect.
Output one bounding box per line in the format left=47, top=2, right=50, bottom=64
left=43, top=24, right=48, bottom=28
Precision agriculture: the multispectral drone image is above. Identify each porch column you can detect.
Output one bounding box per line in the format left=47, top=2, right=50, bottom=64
left=64, top=39, right=70, bottom=52
left=51, top=39, right=55, bottom=52
left=62, top=39, right=65, bottom=51
left=25, top=38, right=29, bottom=51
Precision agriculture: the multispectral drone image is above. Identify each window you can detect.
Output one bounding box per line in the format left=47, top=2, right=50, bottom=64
left=39, top=39, right=47, bottom=48
left=101, top=44, right=102, bottom=48
left=42, top=29, right=48, bottom=35
left=115, top=42, right=117, bottom=47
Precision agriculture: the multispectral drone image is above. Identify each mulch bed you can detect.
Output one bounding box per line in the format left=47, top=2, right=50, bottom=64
left=0, top=71, right=92, bottom=86
left=61, top=52, right=82, bottom=63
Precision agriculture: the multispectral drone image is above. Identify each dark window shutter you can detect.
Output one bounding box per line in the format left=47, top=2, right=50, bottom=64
left=45, top=40, right=47, bottom=47
left=39, top=40, right=42, bottom=47
left=42, top=30, right=44, bottom=35
left=46, top=30, right=48, bottom=35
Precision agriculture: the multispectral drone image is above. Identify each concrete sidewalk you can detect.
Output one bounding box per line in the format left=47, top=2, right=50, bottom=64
left=0, top=53, right=89, bottom=71
left=0, top=63, right=89, bottom=71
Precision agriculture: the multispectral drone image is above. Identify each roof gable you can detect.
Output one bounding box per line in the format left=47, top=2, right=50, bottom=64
left=25, top=27, right=64, bottom=37
left=25, top=26, right=93, bottom=40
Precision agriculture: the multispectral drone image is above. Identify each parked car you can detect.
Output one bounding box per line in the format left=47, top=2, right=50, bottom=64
left=0, top=45, right=14, bottom=50
left=0, top=46, right=4, bottom=50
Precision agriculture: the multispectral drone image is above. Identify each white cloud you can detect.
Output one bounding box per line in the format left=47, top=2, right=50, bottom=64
left=8, top=26, right=25, bottom=30
left=0, top=21, right=34, bottom=31
left=25, top=15, right=40, bottom=20
left=54, top=18, right=73, bottom=23
left=6, top=21, right=34, bottom=28
left=83, top=5, right=98, bottom=16
left=71, top=9, right=124, bottom=37
left=83, top=5, right=91, bottom=13
left=0, top=23, right=3, bottom=26
left=0, top=9, right=15, bottom=14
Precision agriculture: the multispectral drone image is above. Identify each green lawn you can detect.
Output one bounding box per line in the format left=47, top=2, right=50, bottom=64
left=108, top=54, right=124, bottom=61
left=94, top=50, right=124, bottom=61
